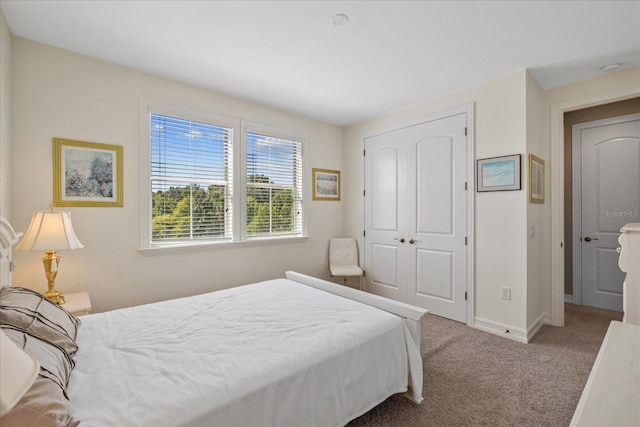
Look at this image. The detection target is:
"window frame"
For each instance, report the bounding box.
[139,99,308,256]
[149,112,234,244]
[241,122,305,241]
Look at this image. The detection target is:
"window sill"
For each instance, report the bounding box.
[138,235,310,257]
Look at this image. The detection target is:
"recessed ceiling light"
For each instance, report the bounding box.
[332,14,349,26]
[600,63,622,73]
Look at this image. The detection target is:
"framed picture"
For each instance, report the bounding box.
[312,168,341,201]
[529,154,545,204]
[477,154,521,192]
[53,138,123,207]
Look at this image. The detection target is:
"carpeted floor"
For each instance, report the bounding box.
[347,304,623,427]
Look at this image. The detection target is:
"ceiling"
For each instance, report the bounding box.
[1,1,639,127]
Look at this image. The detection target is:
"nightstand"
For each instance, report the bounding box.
[61,291,92,316]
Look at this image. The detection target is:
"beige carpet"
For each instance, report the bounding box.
[348,304,623,427]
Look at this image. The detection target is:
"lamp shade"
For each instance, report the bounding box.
[15,211,84,251]
[0,329,40,416]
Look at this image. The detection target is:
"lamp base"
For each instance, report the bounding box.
[42,252,65,305]
[44,288,65,305]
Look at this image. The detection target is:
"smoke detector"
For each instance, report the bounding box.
[332,14,349,26]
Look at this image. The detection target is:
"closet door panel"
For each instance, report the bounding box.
[371,147,399,231]
[416,249,453,300]
[417,136,453,235]
[370,243,401,292]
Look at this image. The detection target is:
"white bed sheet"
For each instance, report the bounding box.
[68,278,422,427]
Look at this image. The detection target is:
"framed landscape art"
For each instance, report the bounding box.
[477,154,521,192]
[312,168,340,201]
[53,138,123,207]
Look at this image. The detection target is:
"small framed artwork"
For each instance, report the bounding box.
[529,154,545,204]
[312,168,341,201]
[477,154,521,192]
[53,138,123,207]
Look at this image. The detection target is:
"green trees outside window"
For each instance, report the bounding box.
[149,111,302,245]
[152,175,295,241]
[152,184,227,240]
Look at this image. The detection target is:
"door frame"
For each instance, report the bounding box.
[571,113,640,305]
[550,85,639,327]
[361,103,475,326]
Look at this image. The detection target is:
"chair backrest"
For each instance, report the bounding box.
[329,238,359,267]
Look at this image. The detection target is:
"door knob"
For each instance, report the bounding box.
[409,239,418,244]
[583,237,599,242]
[394,238,405,243]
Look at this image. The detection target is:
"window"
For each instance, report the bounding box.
[141,103,305,252]
[150,114,233,244]
[246,132,303,238]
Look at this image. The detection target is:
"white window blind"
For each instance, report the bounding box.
[150,113,233,243]
[246,132,303,238]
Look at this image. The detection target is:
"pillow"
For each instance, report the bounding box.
[1,327,79,427]
[0,286,79,357]
[1,326,73,389]
[0,405,69,427]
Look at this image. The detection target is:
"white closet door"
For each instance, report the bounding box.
[364,134,408,302]
[364,113,468,323]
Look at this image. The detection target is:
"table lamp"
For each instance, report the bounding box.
[0,329,40,416]
[15,207,84,304]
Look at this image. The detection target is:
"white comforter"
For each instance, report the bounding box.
[68,278,422,426]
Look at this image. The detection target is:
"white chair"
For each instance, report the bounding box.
[329,238,363,288]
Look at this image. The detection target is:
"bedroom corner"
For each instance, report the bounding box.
[5,35,346,313]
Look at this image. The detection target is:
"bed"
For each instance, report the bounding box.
[0,217,427,426]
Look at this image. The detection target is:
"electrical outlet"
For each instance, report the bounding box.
[501,286,511,300]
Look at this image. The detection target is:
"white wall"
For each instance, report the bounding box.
[344,72,530,335]
[525,72,548,332]
[10,37,345,313]
[0,10,11,219]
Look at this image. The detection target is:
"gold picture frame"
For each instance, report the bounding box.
[529,154,544,204]
[53,138,123,207]
[312,168,341,201]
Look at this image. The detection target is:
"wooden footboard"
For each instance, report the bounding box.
[285,271,428,350]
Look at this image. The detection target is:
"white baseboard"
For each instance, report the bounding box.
[527,312,552,341]
[474,317,528,343]
[474,312,552,344]
[565,294,574,304]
